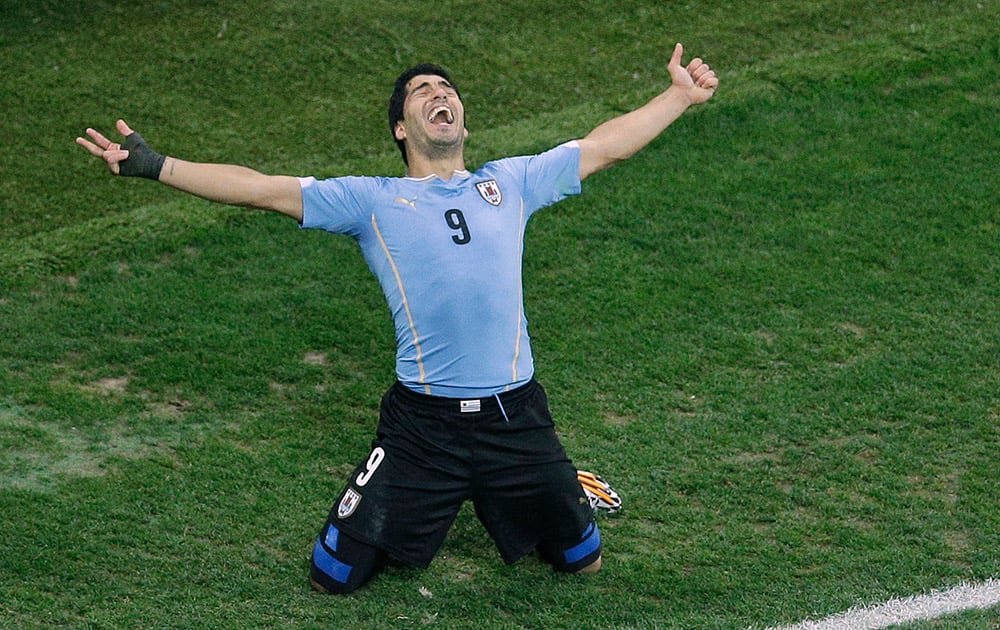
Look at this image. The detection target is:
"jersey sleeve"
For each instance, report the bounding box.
[517,140,582,215]
[298,175,373,237]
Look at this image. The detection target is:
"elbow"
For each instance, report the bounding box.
[577,137,638,180]
[579,150,630,181]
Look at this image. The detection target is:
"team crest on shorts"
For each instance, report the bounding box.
[476,179,502,206]
[338,488,362,519]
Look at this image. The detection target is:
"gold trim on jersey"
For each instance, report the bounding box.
[371,213,430,393]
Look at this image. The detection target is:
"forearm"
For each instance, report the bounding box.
[159,157,303,220]
[579,86,692,177]
[160,158,269,206]
[78,121,304,220]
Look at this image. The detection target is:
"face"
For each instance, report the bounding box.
[394,74,467,160]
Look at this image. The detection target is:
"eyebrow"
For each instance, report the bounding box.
[408,78,456,96]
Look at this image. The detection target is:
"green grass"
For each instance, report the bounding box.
[2,0,999,628]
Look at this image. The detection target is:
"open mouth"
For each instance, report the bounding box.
[427,105,455,125]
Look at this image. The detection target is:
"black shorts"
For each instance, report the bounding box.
[323,379,595,568]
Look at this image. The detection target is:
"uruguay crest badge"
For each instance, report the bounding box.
[337,488,362,519]
[476,179,502,206]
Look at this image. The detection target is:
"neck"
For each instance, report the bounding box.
[405,154,467,180]
[403,139,467,179]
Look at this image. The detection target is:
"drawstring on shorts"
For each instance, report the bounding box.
[493,393,511,423]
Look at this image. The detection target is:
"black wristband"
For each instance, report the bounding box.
[119,132,166,180]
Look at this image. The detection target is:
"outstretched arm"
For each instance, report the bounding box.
[577,43,718,180]
[76,120,304,222]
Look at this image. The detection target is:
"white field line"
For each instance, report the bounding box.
[763,579,1000,630]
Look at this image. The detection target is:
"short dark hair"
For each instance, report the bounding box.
[388,63,461,165]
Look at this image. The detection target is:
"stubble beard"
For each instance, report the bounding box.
[415,131,464,163]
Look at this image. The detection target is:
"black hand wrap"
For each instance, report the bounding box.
[119,132,166,180]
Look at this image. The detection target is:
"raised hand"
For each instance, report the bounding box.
[76,119,136,176]
[77,119,166,179]
[667,43,719,105]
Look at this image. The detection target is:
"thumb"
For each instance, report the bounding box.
[669,42,684,68]
[116,119,135,137]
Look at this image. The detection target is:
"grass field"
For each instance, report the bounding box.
[2,1,998,628]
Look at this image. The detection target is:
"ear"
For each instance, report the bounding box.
[394,122,407,141]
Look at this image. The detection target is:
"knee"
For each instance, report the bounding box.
[310,567,367,595]
[539,522,603,574]
[310,572,366,595]
[576,554,602,574]
[310,524,383,595]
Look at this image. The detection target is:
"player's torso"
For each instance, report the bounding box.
[357,169,533,393]
[361,170,525,278]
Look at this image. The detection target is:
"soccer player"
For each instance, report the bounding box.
[77,43,718,593]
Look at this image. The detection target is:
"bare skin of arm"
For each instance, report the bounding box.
[76,119,303,222]
[577,43,719,181]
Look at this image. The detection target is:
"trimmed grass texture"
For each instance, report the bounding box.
[2,1,998,627]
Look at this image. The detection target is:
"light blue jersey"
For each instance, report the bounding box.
[299,141,581,397]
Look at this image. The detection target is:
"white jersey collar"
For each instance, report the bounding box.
[404,169,471,182]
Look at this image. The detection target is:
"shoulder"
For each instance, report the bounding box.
[301,174,398,193]
[481,141,580,173]
[300,175,408,232]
